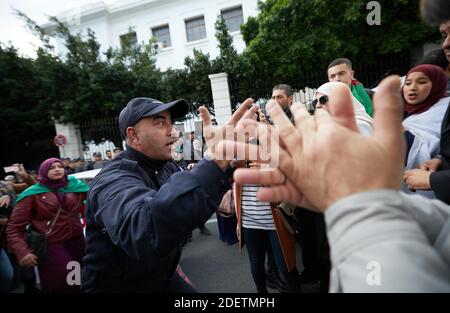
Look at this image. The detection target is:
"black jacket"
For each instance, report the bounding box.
[430,101,450,204]
[81,146,230,292]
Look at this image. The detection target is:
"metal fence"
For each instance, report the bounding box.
[229,51,412,113]
[79,51,412,150]
[79,117,122,147]
[79,117,123,160]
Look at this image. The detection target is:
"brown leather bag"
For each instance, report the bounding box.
[273,202,299,236]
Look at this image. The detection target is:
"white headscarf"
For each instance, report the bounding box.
[315,82,373,126]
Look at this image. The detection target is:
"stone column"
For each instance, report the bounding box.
[208,72,232,125]
[54,122,83,159]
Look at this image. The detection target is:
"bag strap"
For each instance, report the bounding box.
[46,193,65,236]
[46,205,63,236]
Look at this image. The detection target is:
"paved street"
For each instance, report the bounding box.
[179,217,255,293]
[179,216,315,293]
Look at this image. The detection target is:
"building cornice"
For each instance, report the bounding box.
[41,0,178,34]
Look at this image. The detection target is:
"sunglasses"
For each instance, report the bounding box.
[311,95,329,108]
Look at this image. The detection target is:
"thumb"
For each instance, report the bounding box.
[328,83,359,132]
[372,75,405,160]
[199,106,211,128]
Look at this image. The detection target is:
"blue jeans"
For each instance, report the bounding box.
[242,228,288,293]
[0,248,13,293]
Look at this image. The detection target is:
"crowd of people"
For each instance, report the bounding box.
[61,148,123,174]
[0,0,450,294]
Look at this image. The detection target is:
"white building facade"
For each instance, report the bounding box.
[42,0,259,71]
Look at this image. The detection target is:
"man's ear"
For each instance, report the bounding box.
[126,127,139,145]
[288,95,293,104]
[350,70,355,79]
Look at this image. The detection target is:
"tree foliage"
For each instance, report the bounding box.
[241,0,438,83]
[0,2,443,168]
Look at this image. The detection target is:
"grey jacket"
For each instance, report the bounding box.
[325,189,450,292]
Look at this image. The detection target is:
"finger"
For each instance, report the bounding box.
[217,141,269,162]
[290,102,315,138]
[266,100,302,154]
[233,152,293,186]
[257,180,304,205]
[372,76,405,158]
[199,106,212,128]
[235,118,259,129]
[313,107,335,129]
[241,104,259,120]
[234,168,286,185]
[235,119,260,141]
[228,98,254,126]
[231,125,292,168]
[403,174,409,182]
[327,83,358,132]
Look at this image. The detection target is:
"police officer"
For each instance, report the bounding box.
[81,97,255,292]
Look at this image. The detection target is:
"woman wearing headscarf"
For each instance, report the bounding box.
[6,158,89,292]
[314,82,374,136]
[402,64,449,169]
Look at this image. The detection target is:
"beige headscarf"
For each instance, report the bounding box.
[315,82,373,125]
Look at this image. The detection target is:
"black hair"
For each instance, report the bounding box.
[328,58,353,70]
[420,0,450,25]
[272,84,293,97]
[417,48,449,70]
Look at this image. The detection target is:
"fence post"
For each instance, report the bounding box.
[208,72,232,125]
[54,122,83,160]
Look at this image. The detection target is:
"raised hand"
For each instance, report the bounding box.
[233,76,405,212]
[199,98,258,169]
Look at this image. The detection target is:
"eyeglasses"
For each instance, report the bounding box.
[311,95,329,108]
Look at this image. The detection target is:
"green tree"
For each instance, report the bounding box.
[241,0,438,84]
[14,12,164,124]
[0,44,59,169]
